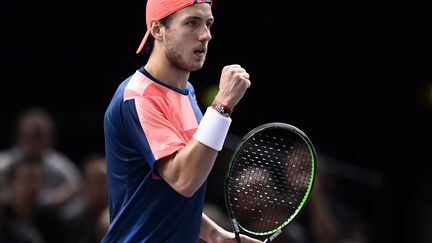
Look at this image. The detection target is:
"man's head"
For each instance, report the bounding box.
[13,107,57,157]
[81,153,108,214]
[136,0,212,54]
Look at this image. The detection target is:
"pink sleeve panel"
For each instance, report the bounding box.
[124,71,199,161]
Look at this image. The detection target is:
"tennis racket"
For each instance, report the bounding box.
[224,122,317,243]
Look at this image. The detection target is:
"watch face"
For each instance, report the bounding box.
[212,103,230,117]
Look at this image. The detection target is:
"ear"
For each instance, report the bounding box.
[149,18,164,41]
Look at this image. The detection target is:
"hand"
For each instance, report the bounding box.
[209,229,262,243]
[237,234,263,243]
[215,64,251,111]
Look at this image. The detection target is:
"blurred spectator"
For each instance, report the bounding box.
[205,145,372,243]
[282,155,371,243]
[96,206,110,242]
[63,153,108,243]
[203,202,232,231]
[0,107,82,218]
[0,155,65,243]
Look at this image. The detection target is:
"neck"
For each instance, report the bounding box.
[144,53,190,90]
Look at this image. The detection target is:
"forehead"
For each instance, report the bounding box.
[173,3,213,20]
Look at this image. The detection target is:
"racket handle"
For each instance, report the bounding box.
[231,218,241,243]
[235,232,241,243]
[263,229,282,243]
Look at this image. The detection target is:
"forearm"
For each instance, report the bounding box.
[156,64,251,197]
[157,139,218,197]
[200,213,263,243]
[200,213,224,242]
[157,103,233,197]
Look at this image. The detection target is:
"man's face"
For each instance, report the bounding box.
[162,4,214,72]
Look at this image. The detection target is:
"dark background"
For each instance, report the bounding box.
[1,1,431,242]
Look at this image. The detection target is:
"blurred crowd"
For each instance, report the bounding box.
[203,136,379,243]
[0,107,109,243]
[0,107,378,243]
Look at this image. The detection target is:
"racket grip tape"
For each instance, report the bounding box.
[232,218,241,243]
[263,229,282,243]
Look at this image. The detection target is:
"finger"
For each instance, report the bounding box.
[225,65,247,74]
[239,71,250,80]
[223,64,241,72]
[234,71,250,81]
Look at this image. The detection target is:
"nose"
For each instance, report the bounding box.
[199,26,212,42]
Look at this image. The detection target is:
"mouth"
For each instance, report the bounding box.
[193,47,207,57]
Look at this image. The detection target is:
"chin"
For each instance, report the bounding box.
[189,62,205,71]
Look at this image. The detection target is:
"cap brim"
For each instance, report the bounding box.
[136,30,150,54]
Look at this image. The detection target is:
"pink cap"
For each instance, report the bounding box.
[136,0,212,54]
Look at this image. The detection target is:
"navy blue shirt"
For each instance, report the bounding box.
[101,68,206,242]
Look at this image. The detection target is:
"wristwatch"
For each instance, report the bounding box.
[211,102,231,117]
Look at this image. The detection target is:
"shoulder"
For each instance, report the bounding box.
[124,70,165,100]
[0,149,14,170]
[44,150,81,174]
[0,147,22,172]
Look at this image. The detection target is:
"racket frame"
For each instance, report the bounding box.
[223,122,317,242]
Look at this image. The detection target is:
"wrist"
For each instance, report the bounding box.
[211,100,232,117]
[193,107,232,151]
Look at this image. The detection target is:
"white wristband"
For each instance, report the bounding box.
[193,107,232,151]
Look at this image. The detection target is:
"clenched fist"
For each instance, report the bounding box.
[214,64,251,112]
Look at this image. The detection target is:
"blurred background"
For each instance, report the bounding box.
[1,1,431,243]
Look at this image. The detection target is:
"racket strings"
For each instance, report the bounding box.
[227,130,313,234]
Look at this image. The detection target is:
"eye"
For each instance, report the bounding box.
[206,21,213,29]
[186,20,198,27]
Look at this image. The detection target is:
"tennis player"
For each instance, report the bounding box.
[101,0,261,242]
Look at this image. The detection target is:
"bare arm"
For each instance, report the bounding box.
[156,65,251,197]
[200,213,262,243]
[157,139,218,197]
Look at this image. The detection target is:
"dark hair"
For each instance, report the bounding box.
[12,106,56,144]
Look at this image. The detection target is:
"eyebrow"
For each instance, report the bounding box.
[183,15,214,22]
